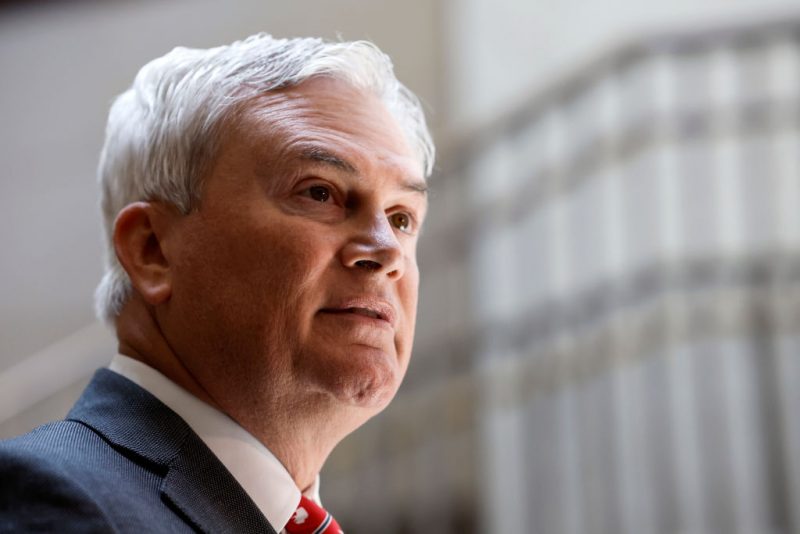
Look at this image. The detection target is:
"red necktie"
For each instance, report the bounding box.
[284,495,343,534]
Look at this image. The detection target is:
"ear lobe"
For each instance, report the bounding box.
[113,201,174,306]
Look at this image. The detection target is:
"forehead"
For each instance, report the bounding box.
[231,77,423,182]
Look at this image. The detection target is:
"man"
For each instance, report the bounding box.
[0,33,434,533]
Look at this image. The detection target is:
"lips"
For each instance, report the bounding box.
[319,298,396,327]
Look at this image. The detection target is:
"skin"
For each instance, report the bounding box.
[112,77,428,491]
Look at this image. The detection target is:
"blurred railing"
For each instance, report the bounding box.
[324,16,800,534]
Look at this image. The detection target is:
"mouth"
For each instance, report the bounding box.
[344,307,385,320]
[319,299,396,327]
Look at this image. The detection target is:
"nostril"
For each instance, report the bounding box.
[355,260,381,271]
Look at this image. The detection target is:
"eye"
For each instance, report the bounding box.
[389,212,413,233]
[308,185,331,202]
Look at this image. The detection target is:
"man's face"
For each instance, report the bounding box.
[160,77,427,422]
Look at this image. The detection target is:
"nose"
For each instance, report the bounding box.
[340,213,404,279]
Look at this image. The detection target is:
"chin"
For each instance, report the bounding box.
[337,375,399,410]
[319,348,404,410]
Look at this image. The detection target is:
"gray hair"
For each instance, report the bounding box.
[95,33,435,322]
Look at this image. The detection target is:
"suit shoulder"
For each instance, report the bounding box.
[0,420,189,533]
[0,419,119,472]
[2,419,95,449]
[0,421,116,532]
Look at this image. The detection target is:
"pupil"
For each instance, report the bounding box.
[310,186,329,202]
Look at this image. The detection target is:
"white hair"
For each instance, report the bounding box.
[95,33,435,322]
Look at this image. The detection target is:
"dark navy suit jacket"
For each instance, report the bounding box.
[0,369,278,533]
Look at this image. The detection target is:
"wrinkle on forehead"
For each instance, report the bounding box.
[236,77,424,182]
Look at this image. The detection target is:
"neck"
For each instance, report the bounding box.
[234,389,366,491]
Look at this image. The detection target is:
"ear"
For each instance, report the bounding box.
[113,201,176,306]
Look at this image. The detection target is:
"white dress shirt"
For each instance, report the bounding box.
[109,354,318,533]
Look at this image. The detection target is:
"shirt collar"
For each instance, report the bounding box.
[109,354,317,531]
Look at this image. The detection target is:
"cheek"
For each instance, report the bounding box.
[172,220,314,320]
[402,260,420,313]
[396,260,420,355]
[223,221,338,327]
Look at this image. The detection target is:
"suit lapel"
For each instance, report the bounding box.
[68,369,277,534]
[161,432,277,533]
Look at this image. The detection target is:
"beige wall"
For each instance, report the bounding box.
[442,0,800,132]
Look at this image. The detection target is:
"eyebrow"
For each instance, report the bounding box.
[299,146,428,195]
[403,180,429,195]
[300,146,357,174]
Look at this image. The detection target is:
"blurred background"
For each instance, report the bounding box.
[2,0,800,532]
